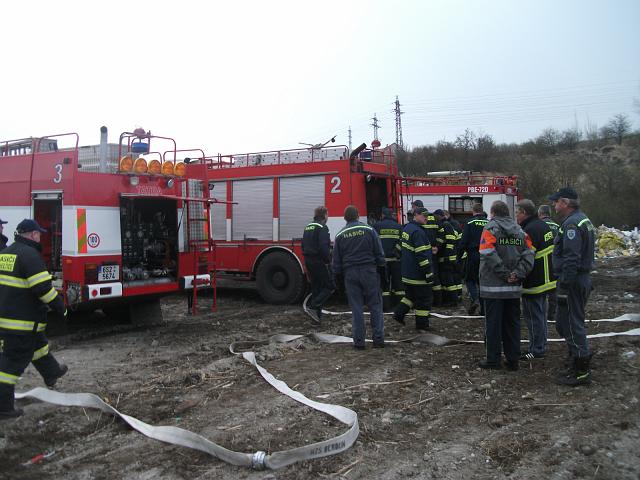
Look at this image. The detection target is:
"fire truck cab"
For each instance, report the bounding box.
[186,142,400,304]
[0,128,216,324]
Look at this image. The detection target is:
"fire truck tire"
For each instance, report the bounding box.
[256,251,306,305]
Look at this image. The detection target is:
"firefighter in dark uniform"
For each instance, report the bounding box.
[0,218,8,250]
[538,204,560,322]
[0,219,68,419]
[457,203,488,315]
[443,209,463,233]
[333,205,386,349]
[433,209,461,306]
[549,187,596,386]
[516,199,556,359]
[394,207,434,331]
[411,200,443,306]
[302,206,333,325]
[373,207,403,312]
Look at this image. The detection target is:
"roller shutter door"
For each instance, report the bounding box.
[209,181,227,240]
[232,179,273,240]
[279,176,325,240]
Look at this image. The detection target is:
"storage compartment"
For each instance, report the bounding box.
[33,196,63,275]
[119,197,178,285]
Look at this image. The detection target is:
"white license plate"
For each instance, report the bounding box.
[98,265,119,282]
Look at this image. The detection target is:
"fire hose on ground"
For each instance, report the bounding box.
[15,311,640,470]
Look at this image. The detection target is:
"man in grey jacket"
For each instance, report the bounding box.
[478,201,534,371]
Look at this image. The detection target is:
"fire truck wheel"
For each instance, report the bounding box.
[255,251,305,305]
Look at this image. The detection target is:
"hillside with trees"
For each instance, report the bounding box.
[397,114,640,228]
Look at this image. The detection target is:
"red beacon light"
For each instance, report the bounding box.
[371,139,381,149]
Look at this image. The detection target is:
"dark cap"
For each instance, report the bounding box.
[411,199,424,208]
[381,207,394,218]
[0,218,7,225]
[433,209,445,217]
[548,187,578,201]
[413,207,428,216]
[16,219,47,234]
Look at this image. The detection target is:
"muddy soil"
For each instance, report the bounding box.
[1,257,639,480]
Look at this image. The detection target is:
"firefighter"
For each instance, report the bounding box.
[0,218,8,250]
[333,205,386,349]
[478,201,534,371]
[302,206,333,325]
[443,209,463,233]
[457,203,487,315]
[538,205,560,237]
[411,200,442,306]
[433,209,462,307]
[393,207,434,331]
[538,204,560,322]
[549,187,596,386]
[373,207,403,312]
[0,219,68,419]
[516,199,556,360]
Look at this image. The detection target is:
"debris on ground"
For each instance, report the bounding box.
[597,226,640,257]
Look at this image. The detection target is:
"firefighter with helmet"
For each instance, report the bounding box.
[0,219,68,419]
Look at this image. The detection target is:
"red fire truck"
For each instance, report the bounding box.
[0,127,217,324]
[399,172,519,222]
[186,142,400,304]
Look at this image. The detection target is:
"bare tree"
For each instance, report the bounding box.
[535,128,561,154]
[601,114,631,145]
[559,127,583,151]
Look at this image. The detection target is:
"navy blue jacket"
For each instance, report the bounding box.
[437,219,459,263]
[400,221,434,285]
[457,214,488,281]
[0,236,66,334]
[552,209,595,287]
[333,221,385,274]
[458,215,488,257]
[520,215,556,296]
[302,221,331,264]
[540,216,560,239]
[373,216,402,259]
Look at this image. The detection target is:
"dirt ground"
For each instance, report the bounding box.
[1,256,639,480]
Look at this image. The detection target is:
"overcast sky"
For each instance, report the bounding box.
[1,0,638,156]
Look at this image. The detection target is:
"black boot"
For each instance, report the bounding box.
[556,357,591,386]
[433,290,443,307]
[382,296,392,313]
[45,364,69,388]
[0,384,24,420]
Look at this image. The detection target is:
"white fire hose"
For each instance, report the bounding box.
[15,312,640,470]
